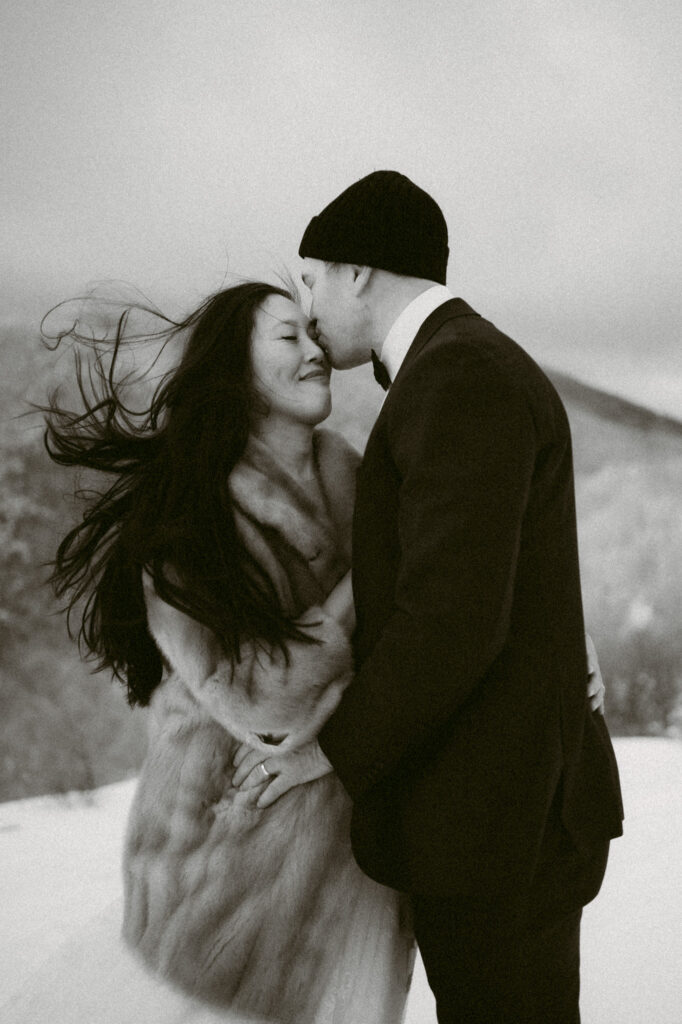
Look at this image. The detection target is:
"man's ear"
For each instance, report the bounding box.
[349,265,373,294]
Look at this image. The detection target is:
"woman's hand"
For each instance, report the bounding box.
[585,632,606,714]
[232,740,334,809]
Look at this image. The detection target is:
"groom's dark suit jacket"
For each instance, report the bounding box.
[319,299,623,908]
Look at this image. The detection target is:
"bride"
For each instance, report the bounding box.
[4,279,603,1024]
[16,280,414,1024]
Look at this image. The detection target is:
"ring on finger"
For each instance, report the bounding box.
[259,761,272,780]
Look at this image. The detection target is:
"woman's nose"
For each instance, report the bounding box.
[302,331,327,363]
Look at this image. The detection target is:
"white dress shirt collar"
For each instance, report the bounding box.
[380,284,454,383]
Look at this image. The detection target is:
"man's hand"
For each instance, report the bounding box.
[585,632,606,714]
[232,740,334,809]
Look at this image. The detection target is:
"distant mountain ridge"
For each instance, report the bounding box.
[326,356,682,469]
[547,369,682,438]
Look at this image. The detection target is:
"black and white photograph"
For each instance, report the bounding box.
[1,2,680,1022]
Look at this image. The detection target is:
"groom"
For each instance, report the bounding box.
[295,172,623,1023]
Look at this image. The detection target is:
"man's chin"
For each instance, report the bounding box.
[329,351,371,371]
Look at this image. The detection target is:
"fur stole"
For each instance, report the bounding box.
[144,427,361,754]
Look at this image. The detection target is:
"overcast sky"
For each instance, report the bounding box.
[2,0,680,415]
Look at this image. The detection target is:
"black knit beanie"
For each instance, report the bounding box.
[298,170,449,284]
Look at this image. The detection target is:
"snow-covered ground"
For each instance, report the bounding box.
[0,738,680,1023]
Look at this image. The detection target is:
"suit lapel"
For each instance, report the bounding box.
[392,298,480,389]
[362,299,480,455]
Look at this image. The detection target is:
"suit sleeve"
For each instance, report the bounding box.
[318,345,537,799]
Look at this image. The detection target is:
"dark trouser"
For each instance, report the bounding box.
[412,896,582,1024]
[411,814,609,1024]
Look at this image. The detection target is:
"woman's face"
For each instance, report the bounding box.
[250,294,331,426]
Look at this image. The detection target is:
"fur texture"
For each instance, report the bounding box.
[122,428,414,1023]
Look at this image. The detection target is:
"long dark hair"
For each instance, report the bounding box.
[43,281,314,707]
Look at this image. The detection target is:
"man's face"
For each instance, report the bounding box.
[300,258,369,370]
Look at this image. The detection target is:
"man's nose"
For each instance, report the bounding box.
[307,318,320,342]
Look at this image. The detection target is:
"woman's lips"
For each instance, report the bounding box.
[299,369,329,381]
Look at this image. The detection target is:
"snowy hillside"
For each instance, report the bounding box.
[0,738,681,1023]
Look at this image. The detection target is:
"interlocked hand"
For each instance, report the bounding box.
[232,740,334,809]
